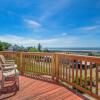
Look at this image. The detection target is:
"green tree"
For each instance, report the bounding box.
[0,41,11,51]
[37,43,42,52]
[29,47,38,52]
[88,52,94,56]
[2,42,11,50]
[0,42,3,51]
[18,46,25,51]
[43,48,49,52]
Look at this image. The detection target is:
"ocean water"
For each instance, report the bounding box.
[47,47,100,52]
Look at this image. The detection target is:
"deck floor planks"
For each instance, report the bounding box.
[0,75,86,100]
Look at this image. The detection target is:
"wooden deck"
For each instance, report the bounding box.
[0,74,87,100]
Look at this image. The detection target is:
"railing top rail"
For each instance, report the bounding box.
[0,51,54,56]
[0,51,100,63]
[55,53,100,63]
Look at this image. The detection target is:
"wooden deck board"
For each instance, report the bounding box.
[0,75,87,100]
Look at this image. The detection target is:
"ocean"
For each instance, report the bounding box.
[47,47,100,52]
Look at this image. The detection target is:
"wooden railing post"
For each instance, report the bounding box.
[55,54,59,81]
[20,52,23,75]
[51,54,56,80]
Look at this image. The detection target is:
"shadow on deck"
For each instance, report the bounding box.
[0,74,88,100]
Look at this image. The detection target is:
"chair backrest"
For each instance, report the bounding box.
[0,55,6,64]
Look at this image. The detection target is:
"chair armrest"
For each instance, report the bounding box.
[5,60,15,62]
[1,63,15,66]
[3,66,17,70]
[5,62,15,65]
[5,60,15,63]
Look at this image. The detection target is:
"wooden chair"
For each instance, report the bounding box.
[0,55,19,90]
[0,55,15,65]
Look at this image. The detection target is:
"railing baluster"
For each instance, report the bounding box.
[44,55,46,74]
[32,54,34,72]
[34,55,36,73]
[90,62,92,92]
[66,59,68,81]
[96,63,98,95]
[69,60,71,82]
[51,54,55,79]
[72,60,74,83]
[80,61,82,86]
[20,52,23,74]
[40,55,41,73]
[49,55,50,75]
[46,55,48,74]
[84,61,87,89]
[76,60,78,84]
[39,55,41,73]
[55,54,59,81]
[23,53,25,72]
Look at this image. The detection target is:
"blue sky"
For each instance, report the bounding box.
[0,0,100,47]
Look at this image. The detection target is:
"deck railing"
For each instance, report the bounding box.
[0,51,100,99]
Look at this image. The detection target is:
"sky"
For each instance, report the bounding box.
[0,0,100,48]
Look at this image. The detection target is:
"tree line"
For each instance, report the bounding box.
[0,41,49,52]
[0,41,11,51]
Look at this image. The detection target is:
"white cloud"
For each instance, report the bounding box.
[0,35,77,47]
[78,25,100,31]
[40,0,72,21]
[0,35,24,45]
[24,19,42,29]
